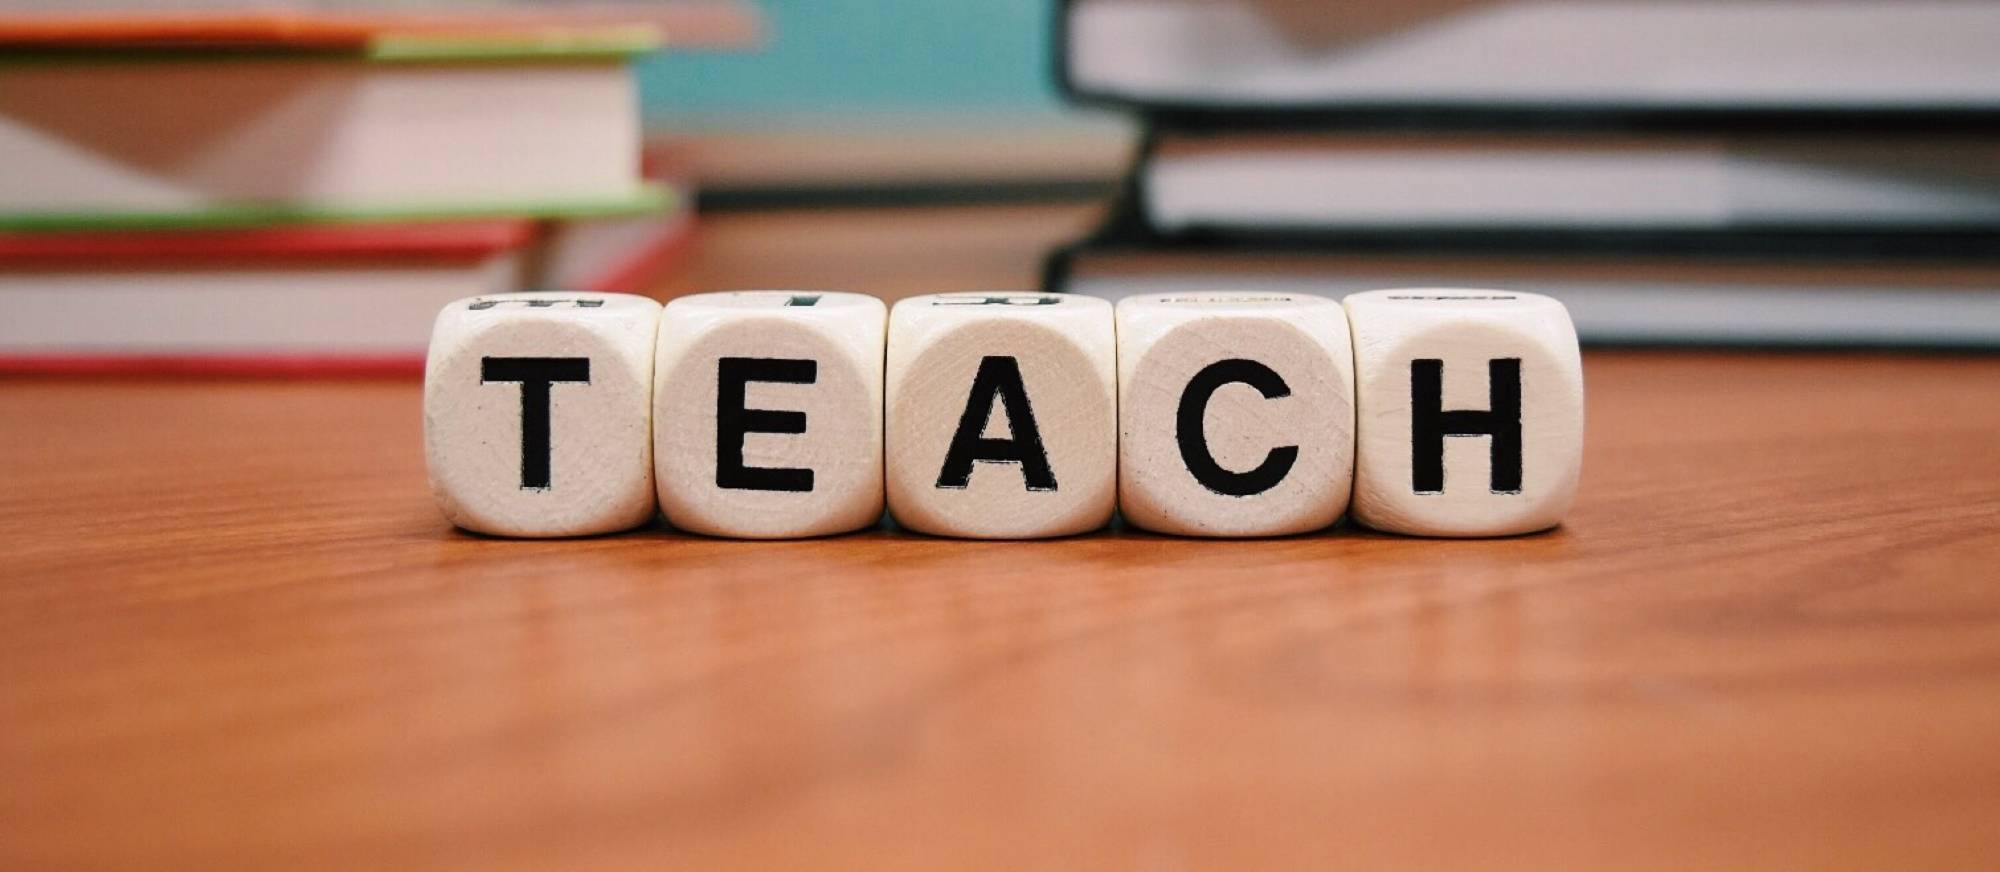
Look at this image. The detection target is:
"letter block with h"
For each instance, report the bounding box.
[1344,289,1584,537]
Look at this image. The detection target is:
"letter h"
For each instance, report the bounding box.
[1410,358,1522,495]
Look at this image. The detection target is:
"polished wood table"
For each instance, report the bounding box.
[5,205,2000,870]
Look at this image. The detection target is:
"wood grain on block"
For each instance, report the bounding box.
[1116,292,1355,537]
[653,291,886,539]
[1344,289,1584,537]
[423,291,659,537]
[885,293,1116,539]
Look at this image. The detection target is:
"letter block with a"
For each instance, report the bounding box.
[1116,292,1355,537]
[1343,289,1584,537]
[653,291,887,538]
[885,293,1117,539]
[424,292,661,537]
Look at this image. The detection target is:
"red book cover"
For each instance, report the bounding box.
[0,220,534,265]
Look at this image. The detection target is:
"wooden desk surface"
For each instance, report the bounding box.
[5,205,2000,870]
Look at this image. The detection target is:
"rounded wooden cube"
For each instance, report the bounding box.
[1117,292,1355,537]
[653,291,886,539]
[885,293,1117,539]
[1344,288,1584,537]
[424,291,660,537]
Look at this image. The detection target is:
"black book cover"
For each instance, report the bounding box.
[1046,175,2000,294]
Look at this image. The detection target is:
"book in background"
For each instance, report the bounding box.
[1139,132,2000,235]
[0,203,696,376]
[1049,0,2000,347]
[0,1,759,374]
[1061,0,2000,123]
[1055,244,2000,349]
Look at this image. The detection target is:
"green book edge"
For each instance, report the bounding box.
[0,27,658,66]
[368,27,661,63]
[0,185,675,233]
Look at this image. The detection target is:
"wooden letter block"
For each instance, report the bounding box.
[653,291,886,538]
[885,293,1116,539]
[424,291,660,537]
[1116,292,1355,537]
[1344,289,1584,537]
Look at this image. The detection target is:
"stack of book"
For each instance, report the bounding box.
[0,1,759,374]
[1045,0,2000,347]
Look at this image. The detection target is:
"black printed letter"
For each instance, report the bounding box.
[716,357,816,492]
[1410,358,1522,494]
[481,356,590,489]
[1176,359,1298,497]
[935,355,1056,491]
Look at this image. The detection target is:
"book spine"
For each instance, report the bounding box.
[1049,0,1088,109]
[1057,223,2000,262]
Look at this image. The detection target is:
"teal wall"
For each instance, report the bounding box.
[638,0,1063,122]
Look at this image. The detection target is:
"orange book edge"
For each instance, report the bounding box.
[0,3,762,51]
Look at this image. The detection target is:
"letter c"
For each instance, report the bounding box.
[1175,359,1298,497]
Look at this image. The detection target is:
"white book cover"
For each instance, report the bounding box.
[1067,0,2000,111]
[0,57,646,225]
[1143,135,2000,230]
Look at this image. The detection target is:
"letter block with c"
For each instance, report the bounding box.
[1115,292,1356,537]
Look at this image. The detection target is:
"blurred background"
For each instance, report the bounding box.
[2,0,1997,375]
[641,0,1130,205]
[643,0,1067,120]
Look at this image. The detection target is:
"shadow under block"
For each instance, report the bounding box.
[424,291,660,538]
[1116,292,1356,537]
[652,291,887,539]
[1344,289,1584,537]
[885,293,1117,539]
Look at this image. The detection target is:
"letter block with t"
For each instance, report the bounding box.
[1343,289,1584,537]
[652,291,887,538]
[1116,292,1355,537]
[885,293,1116,539]
[424,292,661,537]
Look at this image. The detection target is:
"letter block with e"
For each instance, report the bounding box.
[885,293,1117,539]
[1343,289,1584,537]
[423,292,661,537]
[1115,293,1356,537]
[652,291,887,538]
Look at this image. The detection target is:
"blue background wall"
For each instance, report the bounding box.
[637,0,1064,122]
